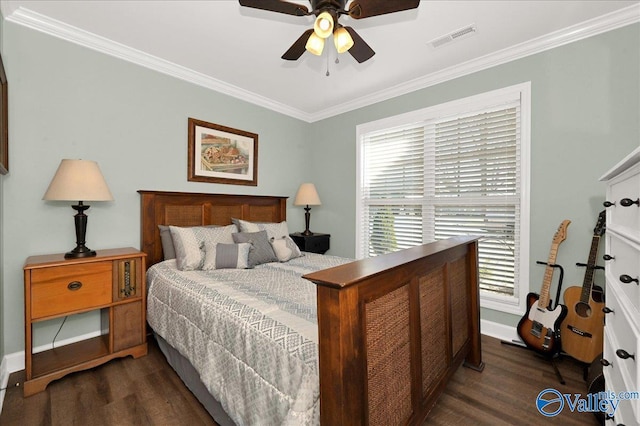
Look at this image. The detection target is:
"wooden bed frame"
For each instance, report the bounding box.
[139,190,483,425]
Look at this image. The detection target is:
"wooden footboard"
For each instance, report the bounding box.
[303,236,484,425]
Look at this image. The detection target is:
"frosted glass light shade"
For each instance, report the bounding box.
[313,11,334,39]
[294,183,321,206]
[43,159,113,201]
[305,32,325,56]
[334,27,354,53]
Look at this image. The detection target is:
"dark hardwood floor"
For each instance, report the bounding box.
[1,335,600,425]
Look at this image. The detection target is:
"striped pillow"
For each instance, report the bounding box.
[203,242,251,270]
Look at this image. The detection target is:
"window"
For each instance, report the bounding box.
[356,83,530,314]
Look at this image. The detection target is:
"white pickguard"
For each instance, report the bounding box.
[527,300,562,328]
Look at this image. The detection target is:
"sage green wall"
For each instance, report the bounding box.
[1,22,311,354]
[308,23,640,327]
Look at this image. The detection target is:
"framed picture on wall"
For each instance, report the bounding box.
[188,118,258,186]
[0,54,8,175]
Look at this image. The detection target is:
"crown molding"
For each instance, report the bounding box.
[4,4,639,123]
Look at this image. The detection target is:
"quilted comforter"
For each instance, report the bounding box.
[146,253,351,425]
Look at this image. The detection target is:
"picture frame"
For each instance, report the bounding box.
[0,54,7,175]
[188,118,258,186]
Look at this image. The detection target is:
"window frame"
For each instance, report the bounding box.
[356,82,531,315]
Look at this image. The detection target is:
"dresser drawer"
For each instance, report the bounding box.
[604,287,639,392]
[30,261,112,319]
[605,234,640,313]
[603,368,638,425]
[604,330,640,423]
[606,164,640,239]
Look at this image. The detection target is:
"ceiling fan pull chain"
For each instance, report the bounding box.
[326,47,330,76]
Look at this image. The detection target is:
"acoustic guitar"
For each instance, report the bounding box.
[517,220,570,357]
[560,211,606,363]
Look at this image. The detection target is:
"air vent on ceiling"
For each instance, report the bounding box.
[429,24,477,49]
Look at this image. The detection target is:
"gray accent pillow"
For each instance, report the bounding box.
[203,242,251,270]
[232,230,278,268]
[269,235,303,262]
[158,225,176,260]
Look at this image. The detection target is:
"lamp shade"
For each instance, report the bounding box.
[43,159,113,201]
[294,183,321,206]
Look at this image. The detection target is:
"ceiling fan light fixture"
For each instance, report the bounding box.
[305,32,325,55]
[333,27,354,53]
[313,11,334,39]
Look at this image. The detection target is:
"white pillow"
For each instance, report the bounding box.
[235,219,290,240]
[169,224,238,270]
[269,235,303,262]
[203,242,251,270]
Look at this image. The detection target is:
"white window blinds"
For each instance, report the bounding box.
[358,84,529,308]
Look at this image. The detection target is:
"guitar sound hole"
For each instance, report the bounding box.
[575,301,592,318]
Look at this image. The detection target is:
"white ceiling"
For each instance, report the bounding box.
[2,1,639,122]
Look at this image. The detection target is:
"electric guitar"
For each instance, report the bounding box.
[560,211,606,363]
[517,220,570,356]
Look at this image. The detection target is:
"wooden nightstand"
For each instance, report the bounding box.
[23,247,148,396]
[290,232,330,254]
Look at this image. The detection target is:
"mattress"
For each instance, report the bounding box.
[146,253,351,425]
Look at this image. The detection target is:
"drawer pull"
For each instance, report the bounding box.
[620,197,639,207]
[619,274,639,285]
[67,281,83,291]
[602,306,614,314]
[616,349,635,361]
[603,200,616,207]
[603,254,615,261]
[601,358,613,367]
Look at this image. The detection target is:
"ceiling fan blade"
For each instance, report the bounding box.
[282,29,314,60]
[344,27,375,63]
[239,0,310,16]
[348,0,420,19]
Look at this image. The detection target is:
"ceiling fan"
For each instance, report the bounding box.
[238,0,420,63]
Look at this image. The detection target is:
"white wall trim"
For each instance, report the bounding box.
[481,318,520,344]
[3,4,639,123]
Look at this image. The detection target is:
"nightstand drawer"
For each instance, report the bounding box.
[30,261,112,319]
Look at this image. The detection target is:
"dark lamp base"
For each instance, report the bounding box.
[65,246,97,259]
[301,230,314,236]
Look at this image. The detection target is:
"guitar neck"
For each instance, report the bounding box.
[538,244,560,308]
[580,235,601,302]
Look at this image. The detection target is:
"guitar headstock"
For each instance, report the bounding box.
[594,210,606,236]
[553,220,571,244]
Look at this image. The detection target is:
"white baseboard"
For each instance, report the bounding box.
[480,318,521,344]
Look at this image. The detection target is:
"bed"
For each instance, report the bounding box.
[139,190,484,425]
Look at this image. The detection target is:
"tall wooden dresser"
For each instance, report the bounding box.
[600,146,640,426]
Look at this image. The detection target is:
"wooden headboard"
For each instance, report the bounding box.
[138,190,287,267]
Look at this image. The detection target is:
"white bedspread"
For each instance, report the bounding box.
[146,253,351,426]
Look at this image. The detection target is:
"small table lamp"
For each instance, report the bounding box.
[43,159,114,258]
[294,183,321,236]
